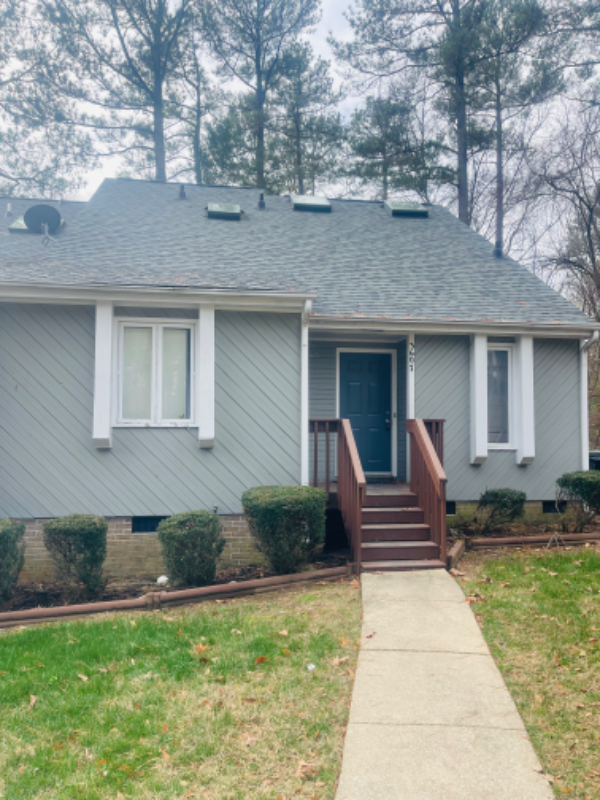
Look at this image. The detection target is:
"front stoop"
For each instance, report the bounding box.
[360,486,444,572]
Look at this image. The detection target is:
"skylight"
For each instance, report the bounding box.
[207,202,242,220]
[384,200,429,218]
[290,194,331,213]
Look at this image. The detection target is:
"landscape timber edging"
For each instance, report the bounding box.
[446,538,466,569]
[467,532,600,550]
[0,566,351,630]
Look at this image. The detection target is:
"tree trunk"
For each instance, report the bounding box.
[193,113,203,185]
[153,73,167,182]
[255,84,266,189]
[295,111,304,194]
[382,143,388,200]
[453,0,469,225]
[494,86,503,257]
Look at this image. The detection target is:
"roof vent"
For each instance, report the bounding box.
[9,204,62,234]
[207,202,242,220]
[384,200,428,218]
[291,194,331,213]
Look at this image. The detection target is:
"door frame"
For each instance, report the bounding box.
[335,347,398,478]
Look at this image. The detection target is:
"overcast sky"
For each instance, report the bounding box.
[81,0,354,199]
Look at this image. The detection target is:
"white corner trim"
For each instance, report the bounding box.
[581,340,589,470]
[406,333,415,483]
[515,335,535,465]
[407,334,415,418]
[197,305,215,448]
[93,301,114,448]
[470,334,488,464]
[301,300,311,485]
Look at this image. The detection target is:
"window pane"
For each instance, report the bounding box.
[162,328,190,420]
[123,327,153,419]
[488,349,509,444]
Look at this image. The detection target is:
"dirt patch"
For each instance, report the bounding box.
[3,551,349,613]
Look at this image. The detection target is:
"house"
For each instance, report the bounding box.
[0,179,596,578]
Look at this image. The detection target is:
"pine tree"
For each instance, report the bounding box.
[467,0,557,256]
[42,0,195,182]
[270,44,343,194]
[200,0,320,190]
[347,85,449,201]
[0,0,93,195]
[331,0,487,223]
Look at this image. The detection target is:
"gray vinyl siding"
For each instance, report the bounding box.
[414,335,582,501]
[309,340,407,481]
[0,304,301,517]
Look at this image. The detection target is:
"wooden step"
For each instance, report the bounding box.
[361,523,431,542]
[361,540,440,561]
[361,559,446,572]
[362,507,424,524]
[363,492,418,508]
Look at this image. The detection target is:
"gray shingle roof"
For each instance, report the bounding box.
[0,179,592,327]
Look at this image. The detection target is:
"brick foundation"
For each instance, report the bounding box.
[18,516,263,584]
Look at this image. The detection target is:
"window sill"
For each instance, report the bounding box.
[487,444,515,451]
[113,422,198,429]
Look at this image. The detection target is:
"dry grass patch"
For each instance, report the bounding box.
[0,580,361,799]
[459,544,600,799]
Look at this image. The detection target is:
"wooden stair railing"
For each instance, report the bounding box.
[309,418,366,572]
[423,419,445,465]
[407,419,447,561]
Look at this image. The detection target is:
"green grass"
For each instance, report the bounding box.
[0,580,361,800]
[461,545,600,799]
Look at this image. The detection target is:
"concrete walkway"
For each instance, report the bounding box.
[335,570,554,800]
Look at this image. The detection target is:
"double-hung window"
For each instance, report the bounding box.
[116,321,194,426]
[487,346,512,446]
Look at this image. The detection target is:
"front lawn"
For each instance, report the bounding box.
[460,545,600,799]
[0,580,360,800]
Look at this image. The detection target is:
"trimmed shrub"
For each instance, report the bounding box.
[556,471,600,532]
[472,488,526,536]
[43,515,107,595]
[0,520,26,602]
[157,511,225,587]
[242,486,327,573]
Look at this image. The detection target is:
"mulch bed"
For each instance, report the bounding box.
[2,550,349,613]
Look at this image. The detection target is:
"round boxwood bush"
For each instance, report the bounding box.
[0,519,26,602]
[242,486,327,574]
[157,511,225,587]
[43,514,107,595]
[556,471,600,530]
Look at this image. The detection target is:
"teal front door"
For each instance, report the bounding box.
[339,352,392,473]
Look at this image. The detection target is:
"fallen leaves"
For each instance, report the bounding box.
[331,656,349,668]
[278,630,288,637]
[293,760,317,779]
[29,695,37,710]
[77,674,89,682]
[254,656,268,665]
[195,643,210,654]
[364,631,376,639]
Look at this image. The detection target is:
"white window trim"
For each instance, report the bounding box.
[113,317,196,429]
[470,334,536,465]
[487,343,514,451]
